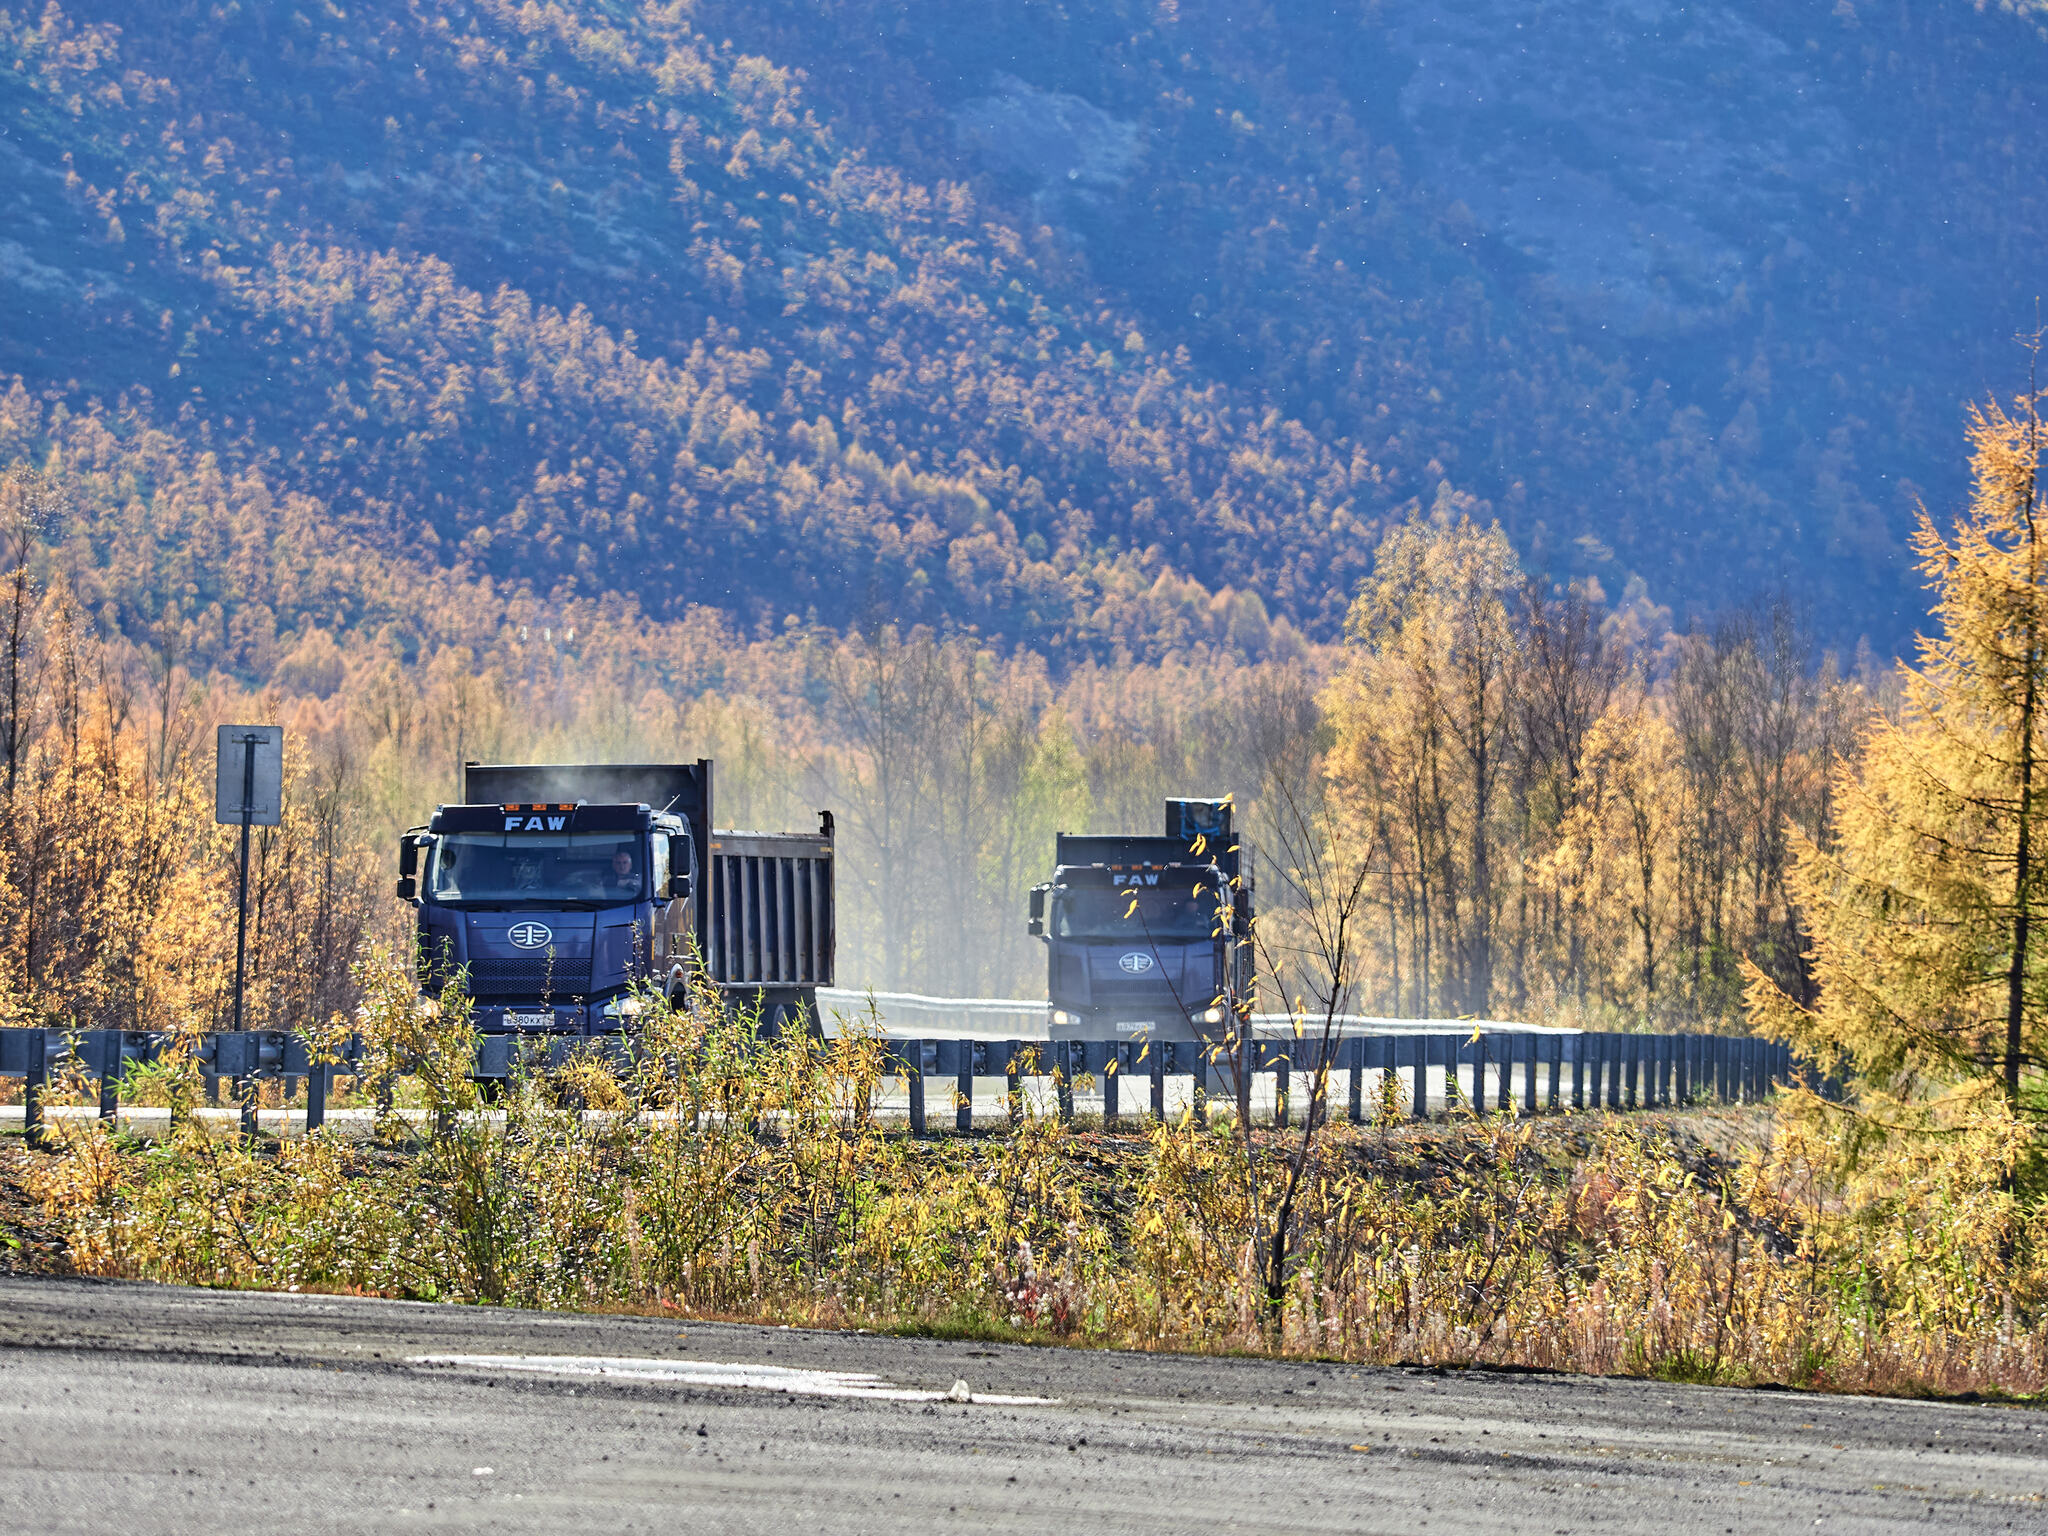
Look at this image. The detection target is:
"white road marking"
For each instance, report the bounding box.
[409,1354,1058,1405]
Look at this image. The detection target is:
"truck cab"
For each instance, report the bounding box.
[1030,798,1254,1043]
[400,799,691,1033]
[397,761,834,1035]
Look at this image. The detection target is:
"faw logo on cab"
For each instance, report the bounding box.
[1118,952,1155,975]
[508,922,554,949]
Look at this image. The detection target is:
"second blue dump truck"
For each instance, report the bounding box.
[1029,798,1254,1043]
[396,761,834,1035]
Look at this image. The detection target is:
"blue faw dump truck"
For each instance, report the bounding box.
[396,761,834,1034]
[1029,798,1254,1043]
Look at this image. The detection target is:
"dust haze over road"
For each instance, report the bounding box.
[0,1278,2042,1533]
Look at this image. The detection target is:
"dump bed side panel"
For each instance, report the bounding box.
[702,829,835,989]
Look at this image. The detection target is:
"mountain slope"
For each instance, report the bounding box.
[5,0,2048,659]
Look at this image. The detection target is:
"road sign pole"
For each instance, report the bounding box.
[234,736,256,1138]
[212,724,281,1140]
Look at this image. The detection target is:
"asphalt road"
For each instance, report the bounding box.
[0,1278,2042,1533]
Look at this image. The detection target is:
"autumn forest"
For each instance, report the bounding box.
[0,0,2046,1068]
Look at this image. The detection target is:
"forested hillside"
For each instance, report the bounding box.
[5,0,2048,665]
[5,0,2048,1013]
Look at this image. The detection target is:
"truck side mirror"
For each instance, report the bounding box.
[1027,884,1047,937]
[396,834,423,901]
[668,871,692,901]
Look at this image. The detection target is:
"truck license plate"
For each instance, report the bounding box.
[1114,1020,1154,1034]
[503,1011,553,1030]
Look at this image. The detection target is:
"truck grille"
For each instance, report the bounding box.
[463,957,594,999]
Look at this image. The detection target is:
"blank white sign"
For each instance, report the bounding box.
[215,724,284,826]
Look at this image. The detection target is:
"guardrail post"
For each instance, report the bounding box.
[1469,1036,1485,1118]
[307,1054,328,1134]
[23,1028,46,1150]
[1190,1045,1207,1127]
[1055,1042,1074,1124]
[98,1031,120,1122]
[1411,1035,1429,1119]
[1005,1045,1023,1130]
[1149,1041,1165,1122]
[906,1042,926,1136]
[239,1065,258,1141]
[1545,1034,1562,1110]
[1348,1040,1364,1125]
[1520,1035,1536,1114]
[957,1043,975,1135]
[1104,1043,1121,1125]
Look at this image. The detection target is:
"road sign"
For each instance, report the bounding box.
[216,724,283,1140]
[215,725,284,827]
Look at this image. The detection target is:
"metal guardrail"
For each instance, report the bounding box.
[815,989,1579,1038]
[883,1032,1795,1134]
[0,1025,1802,1143]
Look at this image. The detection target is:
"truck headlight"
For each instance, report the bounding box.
[1050,1009,1076,1027]
[603,995,648,1018]
[1201,1006,1225,1025]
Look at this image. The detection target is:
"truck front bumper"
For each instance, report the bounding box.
[1046,1005,1234,1043]
[468,997,646,1034]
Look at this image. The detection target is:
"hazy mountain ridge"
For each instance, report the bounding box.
[4,0,2047,667]
[709,0,2048,644]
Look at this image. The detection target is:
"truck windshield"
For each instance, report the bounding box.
[1054,885,1222,941]
[429,832,643,902]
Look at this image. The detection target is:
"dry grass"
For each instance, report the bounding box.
[9,959,2046,1403]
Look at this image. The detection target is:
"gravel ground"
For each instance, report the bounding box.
[0,1277,2043,1534]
